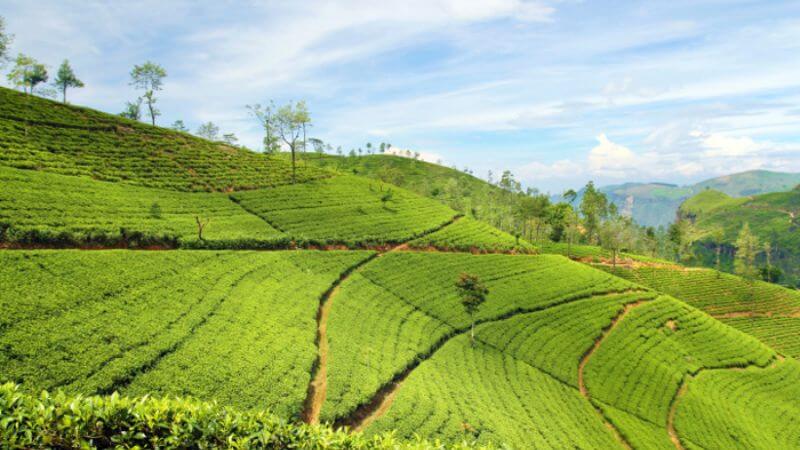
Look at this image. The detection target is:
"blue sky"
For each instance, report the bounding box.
[3,0,800,192]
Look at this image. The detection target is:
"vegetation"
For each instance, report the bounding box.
[231,176,457,246]
[0,383,475,449]
[678,187,800,286]
[598,264,800,358]
[0,87,330,191]
[407,217,536,253]
[53,59,83,103]
[129,61,166,126]
[455,273,489,346]
[0,250,371,418]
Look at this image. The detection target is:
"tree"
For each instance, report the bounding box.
[564,208,581,258]
[247,102,279,153]
[563,189,578,205]
[0,16,13,66]
[7,54,48,94]
[455,273,489,346]
[667,220,694,263]
[735,223,760,300]
[222,133,238,145]
[120,98,143,121]
[53,59,83,103]
[710,227,726,275]
[171,120,189,132]
[599,216,633,268]
[130,61,166,125]
[309,137,325,153]
[196,122,219,141]
[579,181,608,244]
[273,101,310,183]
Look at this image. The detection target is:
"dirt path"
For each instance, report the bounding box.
[301,254,379,424]
[301,215,462,424]
[577,301,647,450]
[336,289,647,432]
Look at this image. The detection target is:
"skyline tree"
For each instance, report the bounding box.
[53,59,84,103]
[7,54,48,94]
[130,61,166,125]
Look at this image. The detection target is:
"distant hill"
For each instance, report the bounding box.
[679,187,800,286]
[558,171,800,228]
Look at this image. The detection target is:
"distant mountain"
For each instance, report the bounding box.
[557,171,800,228]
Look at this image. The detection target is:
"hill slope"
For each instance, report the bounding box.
[558,171,800,228]
[679,187,800,286]
[2,89,800,448]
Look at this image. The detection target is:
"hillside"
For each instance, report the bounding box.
[679,188,800,286]
[2,88,800,448]
[558,171,800,228]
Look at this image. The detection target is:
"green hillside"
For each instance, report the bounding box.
[2,87,800,449]
[0,86,329,191]
[560,171,800,228]
[599,265,800,358]
[679,187,800,286]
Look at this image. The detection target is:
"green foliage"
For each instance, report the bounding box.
[584,297,774,447]
[323,253,634,422]
[599,265,800,358]
[0,87,330,191]
[6,53,48,94]
[408,217,536,253]
[0,15,13,64]
[734,223,760,281]
[0,166,283,247]
[53,59,84,103]
[130,61,166,125]
[0,383,474,449]
[0,250,370,417]
[674,359,800,449]
[367,335,621,448]
[196,121,220,141]
[231,176,456,246]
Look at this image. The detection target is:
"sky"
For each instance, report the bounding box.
[3,0,800,193]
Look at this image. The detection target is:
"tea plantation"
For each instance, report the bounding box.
[2,87,800,448]
[601,265,800,358]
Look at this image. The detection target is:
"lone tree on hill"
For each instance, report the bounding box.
[273,101,311,184]
[119,98,143,121]
[53,59,83,103]
[456,273,489,347]
[130,61,166,125]
[7,54,48,94]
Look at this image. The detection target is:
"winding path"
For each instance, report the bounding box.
[577,300,648,450]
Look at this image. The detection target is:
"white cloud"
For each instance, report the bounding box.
[693,131,763,157]
[588,134,640,178]
[518,159,584,180]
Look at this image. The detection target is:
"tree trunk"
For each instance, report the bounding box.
[470,318,475,347]
[62,86,66,103]
[149,102,155,126]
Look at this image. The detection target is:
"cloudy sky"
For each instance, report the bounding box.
[3,0,800,192]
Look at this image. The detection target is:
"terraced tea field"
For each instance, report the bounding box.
[601,265,800,358]
[407,216,536,253]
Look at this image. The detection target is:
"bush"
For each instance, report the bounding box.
[0,383,480,449]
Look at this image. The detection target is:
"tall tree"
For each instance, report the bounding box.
[710,227,725,275]
[53,59,84,103]
[7,54,48,94]
[0,15,13,65]
[196,122,220,141]
[130,61,166,125]
[455,273,489,347]
[246,102,279,153]
[273,101,310,183]
[599,216,633,268]
[579,181,608,244]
